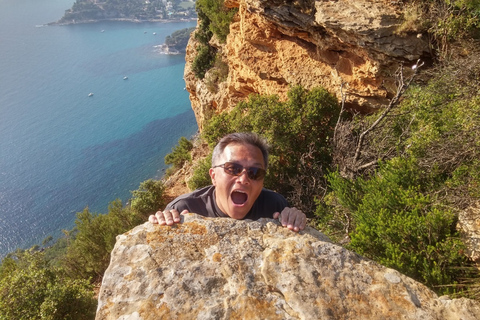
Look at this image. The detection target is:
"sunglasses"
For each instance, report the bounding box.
[213,162,266,181]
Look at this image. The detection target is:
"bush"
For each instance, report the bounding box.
[326,157,473,292]
[192,44,216,79]
[187,153,213,190]
[196,0,237,43]
[205,54,229,92]
[130,179,166,217]
[61,200,146,280]
[0,250,96,320]
[165,136,194,170]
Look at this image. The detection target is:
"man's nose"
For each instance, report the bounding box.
[236,169,250,183]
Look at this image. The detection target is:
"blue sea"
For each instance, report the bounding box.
[0,0,198,257]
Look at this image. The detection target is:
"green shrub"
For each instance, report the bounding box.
[188,153,213,190]
[0,251,96,320]
[165,136,194,169]
[130,179,166,217]
[196,0,237,43]
[192,0,236,79]
[205,54,229,92]
[192,44,216,79]
[61,200,144,280]
[194,6,213,45]
[325,157,475,294]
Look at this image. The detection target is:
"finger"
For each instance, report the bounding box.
[286,209,297,230]
[293,211,307,232]
[273,212,280,219]
[148,214,158,224]
[162,210,176,226]
[155,210,167,226]
[299,214,306,230]
[279,208,290,227]
[170,209,181,223]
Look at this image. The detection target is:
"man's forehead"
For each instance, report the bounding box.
[222,142,264,165]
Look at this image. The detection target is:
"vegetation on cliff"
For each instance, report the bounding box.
[0,179,166,319]
[192,0,236,79]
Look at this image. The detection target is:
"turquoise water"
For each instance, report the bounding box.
[0,0,198,257]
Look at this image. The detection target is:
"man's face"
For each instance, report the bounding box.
[209,142,265,219]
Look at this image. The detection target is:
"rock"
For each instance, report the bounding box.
[96,213,480,319]
[458,201,480,267]
[185,0,431,130]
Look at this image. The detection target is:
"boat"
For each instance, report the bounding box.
[88,93,94,97]
[123,76,128,80]
[153,32,156,35]
[101,30,105,33]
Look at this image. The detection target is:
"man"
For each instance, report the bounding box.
[149,132,306,232]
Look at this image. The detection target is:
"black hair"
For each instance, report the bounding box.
[211,132,269,169]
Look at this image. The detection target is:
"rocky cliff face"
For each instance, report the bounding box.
[96,214,480,319]
[184,0,431,130]
[458,201,480,267]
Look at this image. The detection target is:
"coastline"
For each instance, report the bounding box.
[48,17,198,26]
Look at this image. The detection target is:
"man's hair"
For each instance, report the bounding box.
[211,132,269,169]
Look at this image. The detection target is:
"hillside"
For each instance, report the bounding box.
[2,1,480,319]
[56,0,197,24]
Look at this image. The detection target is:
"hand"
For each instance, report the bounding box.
[273,207,306,232]
[148,208,188,226]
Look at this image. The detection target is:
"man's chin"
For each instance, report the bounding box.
[227,206,250,220]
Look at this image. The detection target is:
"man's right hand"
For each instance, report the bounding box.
[148,209,188,226]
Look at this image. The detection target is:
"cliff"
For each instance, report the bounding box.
[184,0,431,130]
[96,214,480,319]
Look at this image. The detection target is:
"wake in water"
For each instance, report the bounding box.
[153,43,183,55]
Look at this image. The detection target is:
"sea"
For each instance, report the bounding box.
[0,0,198,258]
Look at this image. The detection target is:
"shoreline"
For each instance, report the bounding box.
[48,17,198,26]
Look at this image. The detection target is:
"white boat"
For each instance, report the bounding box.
[88,93,94,97]
[153,32,156,35]
[123,76,128,80]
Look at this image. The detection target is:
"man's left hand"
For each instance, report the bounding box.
[273,207,306,232]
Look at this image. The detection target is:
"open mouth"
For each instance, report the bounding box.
[231,190,248,205]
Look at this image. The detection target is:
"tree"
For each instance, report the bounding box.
[165,136,194,169]
[0,250,96,320]
[130,179,166,217]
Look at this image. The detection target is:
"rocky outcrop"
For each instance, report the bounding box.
[458,201,480,267]
[96,214,480,319]
[184,0,431,130]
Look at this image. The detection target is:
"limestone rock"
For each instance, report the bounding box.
[96,214,480,319]
[185,0,431,130]
[458,201,480,267]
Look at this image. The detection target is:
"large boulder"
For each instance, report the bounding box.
[96,213,480,319]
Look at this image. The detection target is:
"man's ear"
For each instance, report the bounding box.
[209,168,216,186]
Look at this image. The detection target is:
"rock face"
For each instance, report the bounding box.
[458,201,480,267]
[184,0,431,130]
[96,214,480,319]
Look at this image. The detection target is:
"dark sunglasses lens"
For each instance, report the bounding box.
[224,163,243,175]
[247,168,266,180]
